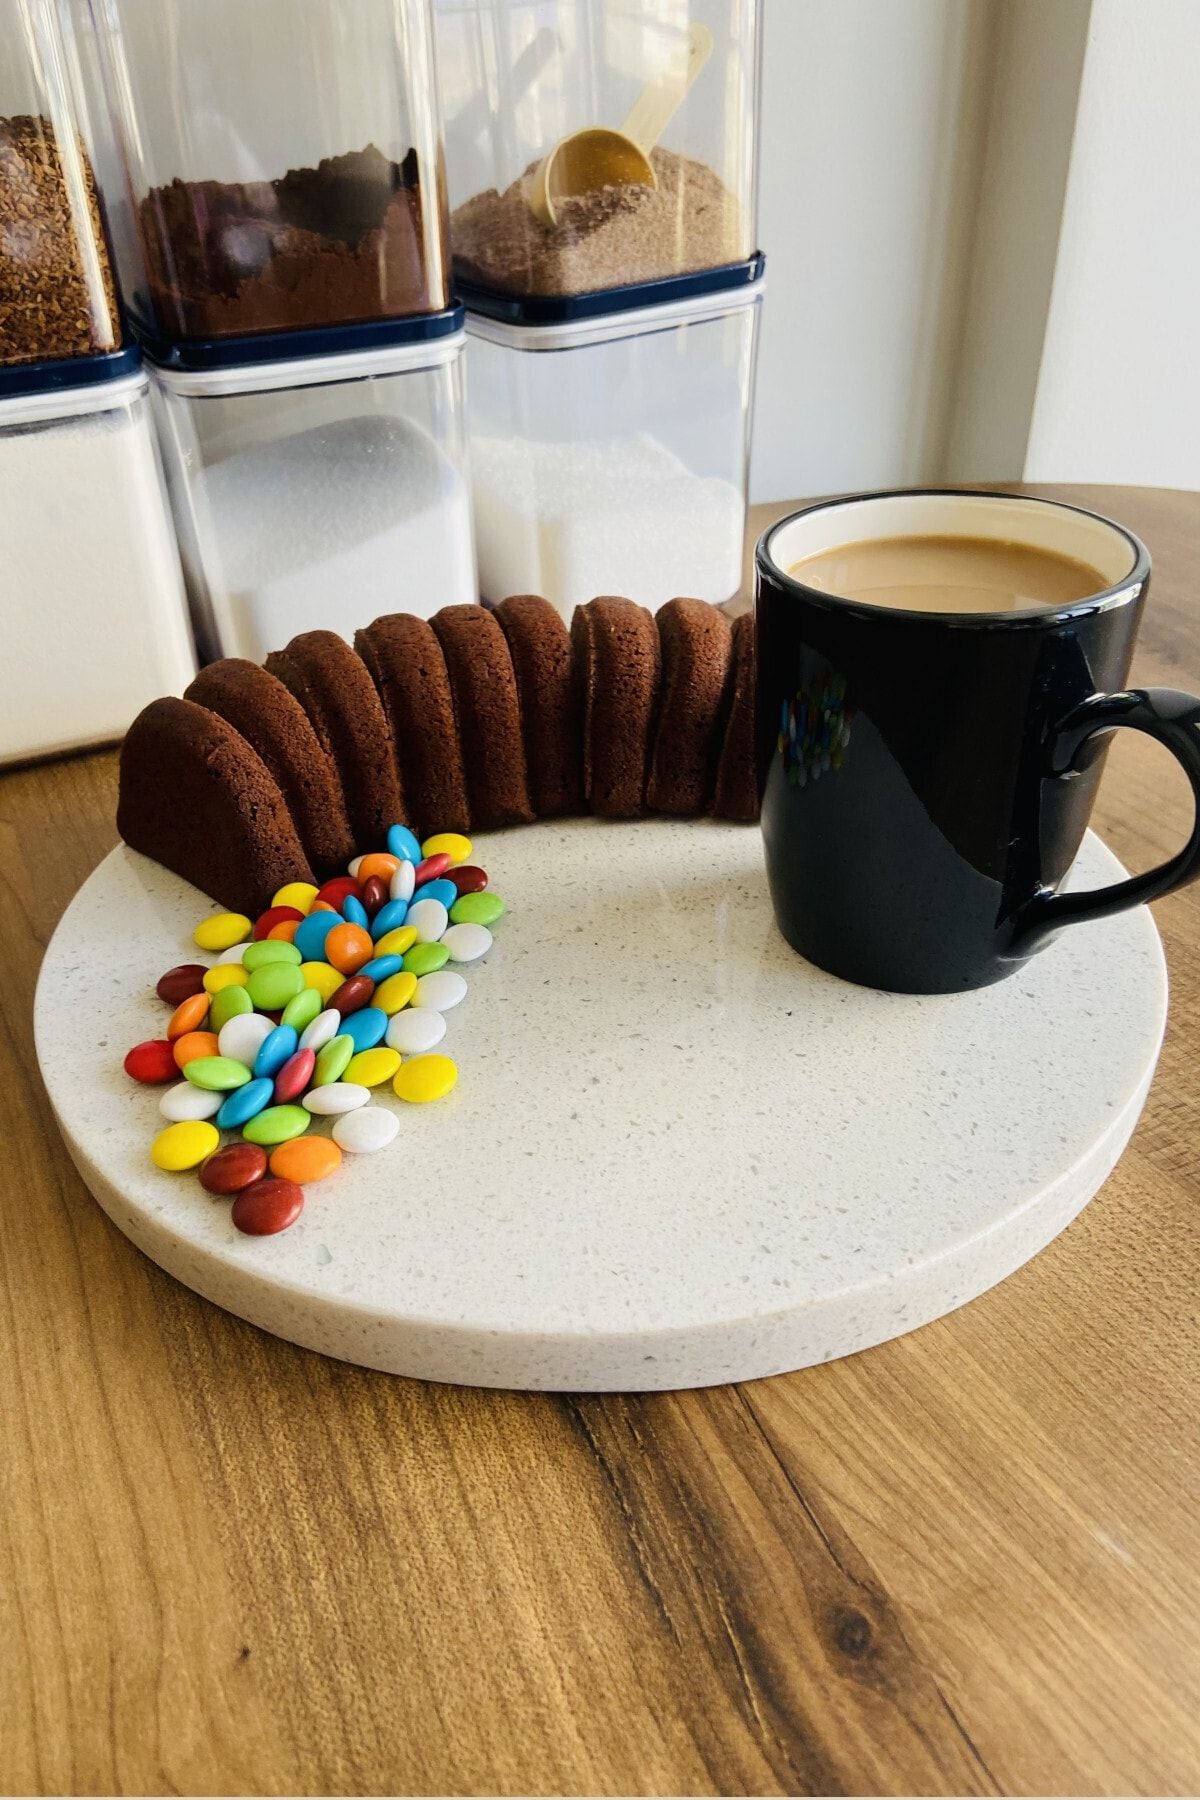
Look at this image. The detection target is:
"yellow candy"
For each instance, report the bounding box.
[272,880,319,914]
[393,1053,458,1104]
[346,1047,401,1088]
[420,832,472,865]
[151,1119,219,1171]
[374,925,418,959]
[300,960,343,1002]
[202,963,249,995]
[193,911,251,952]
[374,970,417,1015]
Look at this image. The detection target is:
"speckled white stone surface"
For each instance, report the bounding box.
[35,822,1166,1391]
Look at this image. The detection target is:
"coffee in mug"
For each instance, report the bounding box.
[788,534,1107,615]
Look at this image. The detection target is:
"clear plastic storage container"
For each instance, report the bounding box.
[151,314,477,664]
[0,0,120,365]
[466,266,763,613]
[0,348,196,762]
[87,0,451,341]
[437,0,759,305]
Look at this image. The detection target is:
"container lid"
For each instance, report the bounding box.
[147,309,466,398]
[464,263,765,352]
[0,345,146,426]
[134,304,466,374]
[455,253,765,328]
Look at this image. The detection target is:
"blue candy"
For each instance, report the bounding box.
[343,894,369,930]
[294,910,341,963]
[359,953,404,983]
[340,1006,387,1052]
[216,1077,273,1129]
[411,878,457,909]
[387,823,422,863]
[253,1023,299,1080]
[371,898,410,940]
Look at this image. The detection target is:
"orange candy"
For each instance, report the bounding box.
[324,922,374,975]
[173,1030,219,1069]
[310,900,339,914]
[167,991,209,1039]
[267,919,300,942]
[269,1136,343,1184]
[356,852,400,884]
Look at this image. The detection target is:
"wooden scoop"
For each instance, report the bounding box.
[527,21,713,227]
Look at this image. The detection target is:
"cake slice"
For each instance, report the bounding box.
[571,597,661,818]
[429,606,534,830]
[355,613,471,836]
[493,594,583,819]
[712,610,759,822]
[646,598,733,815]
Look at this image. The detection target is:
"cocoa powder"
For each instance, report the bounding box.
[0,115,119,365]
[450,146,744,297]
[136,143,446,339]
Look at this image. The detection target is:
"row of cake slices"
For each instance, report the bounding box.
[117,595,759,916]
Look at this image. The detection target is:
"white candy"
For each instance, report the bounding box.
[406,897,448,943]
[217,943,248,964]
[332,1106,400,1154]
[390,861,416,902]
[348,855,364,878]
[299,1008,341,1053]
[301,1081,370,1116]
[386,1009,446,1054]
[413,970,468,1013]
[159,1081,222,1122]
[217,1012,275,1066]
[441,922,492,964]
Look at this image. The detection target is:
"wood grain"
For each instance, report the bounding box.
[1,486,1198,1796]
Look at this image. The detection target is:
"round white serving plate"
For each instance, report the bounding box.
[36,821,1165,1392]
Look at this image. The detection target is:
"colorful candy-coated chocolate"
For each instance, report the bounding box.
[293,910,341,963]
[216,943,249,964]
[411,878,457,909]
[374,924,417,959]
[360,875,389,917]
[386,1009,446,1055]
[414,852,452,885]
[324,922,374,975]
[198,1142,268,1195]
[421,832,471,866]
[340,1006,387,1053]
[216,1077,274,1129]
[301,1081,370,1116]
[280,986,322,1033]
[449,892,505,927]
[447,865,488,896]
[272,881,319,914]
[193,912,252,953]
[413,970,468,1013]
[313,1035,354,1086]
[348,856,364,878]
[253,904,303,940]
[267,919,301,943]
[152,1119,219,1170]
[441,922,493,963]
[242,938,302,970]
[241,1104,310,1146]
[387,823,422,863]
[300,961,343,1003]
[402,941,449,977]
[246,961,305,1010]
[203,962,249,995]
[299,1008,341,1053]
[217,1012,275,1067]
[159,1081,223,1122]
[345,1047,401,1088]
[393,1053,458,1103]
[231,1176,304,1235]
[184,1054,253,1092]
[370,898,409,940]
[209,983,254,1032]
[310,900,339,914]
[358,852,400,883]
[406,898,448,944]
[315,875,362,910]
[173,1029,220,1069]
[253,1024,299,1079]
[156,963,208,1005]
[270,1136,342,1183]
[359,953,404,984]
[374,970,418,1014]
[274,1048,316,1103]
[390,860,416,902]
[342,894,370,931]
[124,1038,178,1084]
[167,992,209,1039]
[331,973,375,1016]
[333,1106,400,1154]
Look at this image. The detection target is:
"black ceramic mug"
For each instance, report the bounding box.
[755,490,1200,994]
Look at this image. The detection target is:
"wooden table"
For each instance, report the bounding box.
[3,485,1199,1797]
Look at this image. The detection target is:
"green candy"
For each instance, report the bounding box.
[183,1055,252,1092]
[242,938,302,970]
[313,1034,354,1086]
[242,1104,310,1146]
[449,892,504,927]
[246,961,305,1010]
[281,986,322,1032]
[209,983,253,1031]
[403,941,449,976]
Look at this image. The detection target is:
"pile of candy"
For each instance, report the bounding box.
[123,826,505,1236]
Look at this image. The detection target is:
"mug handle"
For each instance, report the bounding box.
[1013,688,1200,954]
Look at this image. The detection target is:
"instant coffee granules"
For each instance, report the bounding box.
[0,114,119,365]
[449,147,744,297]
[136,143,447,339]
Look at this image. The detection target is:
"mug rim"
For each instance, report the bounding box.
[756,487,1151,629]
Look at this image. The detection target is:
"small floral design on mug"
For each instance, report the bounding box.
[779,673,854,785]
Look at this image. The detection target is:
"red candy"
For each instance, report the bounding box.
[253,905,303,939]
[124,1039,179,1084]
[198,1143,268,1195]
[155,963,208,1005]
[232,1177,305,1236]
[330,973,375,1016]
[273,1048,316,1103]
[448,865,488,896]
[315,875,363,911]
[360,875,389,916]
[415,852,451,884]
